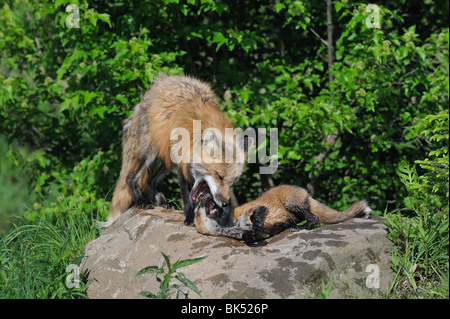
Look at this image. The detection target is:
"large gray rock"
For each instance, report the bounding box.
[80,207,394,299]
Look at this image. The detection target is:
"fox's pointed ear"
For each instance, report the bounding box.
[243,136,254,154]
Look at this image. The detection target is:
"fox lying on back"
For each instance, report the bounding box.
[194,185,372,245]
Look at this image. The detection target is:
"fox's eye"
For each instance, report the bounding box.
[217,173,223,181]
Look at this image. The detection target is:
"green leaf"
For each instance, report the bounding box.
[172,256,207,270]
[161,252,172,271]
[275,3,285,12]
[97,13,111,27]
[60,94,80,112]
[334,2,346,13]
[373,45,381,63]
[175,273,202,296]
[239,89,253,103]
[57,55,75,81]
[303,78,313,91]
[212,31,228,51]
[136,266,163,276]
[82,91,97,105]
[140,291,157,298]
[159,273,172,297]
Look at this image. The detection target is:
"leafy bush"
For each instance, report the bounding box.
[24,151,112,223]
[407,112,449,210]
[226,4,449,212]
[386,110,449,298]
[1,0,448,214]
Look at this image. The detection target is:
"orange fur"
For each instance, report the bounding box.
[105,73,247,227]
[194,185,372,243]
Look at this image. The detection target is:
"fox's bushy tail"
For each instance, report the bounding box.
[308,198,372,224]
[95,182,129,228]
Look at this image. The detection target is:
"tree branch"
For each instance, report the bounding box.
[309,27,328,47]
[326,0,334,83]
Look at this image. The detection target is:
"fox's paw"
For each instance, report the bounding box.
[242,231,267,247]
[291,215,319,231]
[290,224,306,232]
[184,216,194,226]
[135,202,155,210]
[242,231,254,244]
[160,203,177,210]
[183,205,195,226]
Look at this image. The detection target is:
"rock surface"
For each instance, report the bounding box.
[81,207,394,299]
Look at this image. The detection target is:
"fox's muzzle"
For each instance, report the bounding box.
[211,192,230,209]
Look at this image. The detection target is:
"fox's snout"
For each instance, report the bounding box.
[212,192,230,208]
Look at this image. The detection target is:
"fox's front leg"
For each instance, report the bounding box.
[178,167,194,225]
[242,206,268,246]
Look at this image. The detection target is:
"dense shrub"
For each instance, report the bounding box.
[386,110,448,297]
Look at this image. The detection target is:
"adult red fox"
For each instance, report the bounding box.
[194,185,372,245]
[103,74,251,227]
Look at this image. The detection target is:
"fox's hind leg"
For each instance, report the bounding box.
[126,154,155,210]
[284,199,319,231]
[148,160,172,208]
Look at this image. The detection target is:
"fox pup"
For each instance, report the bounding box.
[194,185,372,245]
[104,73,250,227]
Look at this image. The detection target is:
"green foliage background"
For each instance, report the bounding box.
[0,0,448,298]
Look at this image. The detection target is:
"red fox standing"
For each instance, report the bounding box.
[101,74,251,227]
[194,185,372,245]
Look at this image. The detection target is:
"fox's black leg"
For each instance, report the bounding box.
[152,162,173,208]
[126,156,154,210]
[178,167,194,225]
[243,206,268,246]
[250,206,267,232]
[284,197,319,231]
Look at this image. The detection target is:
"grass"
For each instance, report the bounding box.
[385,209,449,298]
[0,199,102,298]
